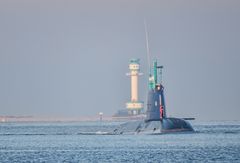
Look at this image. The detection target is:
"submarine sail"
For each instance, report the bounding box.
[144,60,194,133]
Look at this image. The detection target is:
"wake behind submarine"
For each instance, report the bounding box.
[113,60,194,134]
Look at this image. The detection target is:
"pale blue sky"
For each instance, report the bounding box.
[0,0,239,120]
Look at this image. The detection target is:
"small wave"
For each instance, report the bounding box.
[0,133,48,136]
[0,132,115,136]
[193,130,239,135]
[224,131,239,134]
[77,131,114,135]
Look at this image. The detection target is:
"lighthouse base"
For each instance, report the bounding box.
[126,101,144,115]
[128,109,141,115]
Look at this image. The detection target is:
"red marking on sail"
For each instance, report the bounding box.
[160,105,164,119]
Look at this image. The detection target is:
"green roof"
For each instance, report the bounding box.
[130,58,140,64]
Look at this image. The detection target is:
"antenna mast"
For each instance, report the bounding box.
[144,19,151,73]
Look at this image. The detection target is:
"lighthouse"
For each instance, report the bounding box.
[126,59,144,115]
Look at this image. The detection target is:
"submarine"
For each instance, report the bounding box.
[113,60,194,134]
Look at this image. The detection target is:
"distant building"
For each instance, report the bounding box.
[126,59,144,115]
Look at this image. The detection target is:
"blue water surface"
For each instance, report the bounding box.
[0,121,240,162]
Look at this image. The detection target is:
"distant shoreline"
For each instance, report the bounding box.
[1,115,239,123]
[0,115,114,122]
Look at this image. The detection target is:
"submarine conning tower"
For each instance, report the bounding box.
[126,59,144,115]
[144,60,194,132]
[146,60,166,121]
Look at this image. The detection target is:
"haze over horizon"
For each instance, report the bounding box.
[0,0,240,121]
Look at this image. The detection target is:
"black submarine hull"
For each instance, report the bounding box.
[114,117,193,135]
[113,86,194,134]
[113,60,194,135]
[161,117,194,133]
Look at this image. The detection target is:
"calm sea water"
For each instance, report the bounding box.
[0,121,240,162]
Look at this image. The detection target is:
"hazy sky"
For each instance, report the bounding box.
[0,0,239,120]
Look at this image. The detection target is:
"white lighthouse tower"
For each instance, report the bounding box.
[126,59,144,115]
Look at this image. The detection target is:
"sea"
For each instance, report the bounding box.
[0,121,240,163]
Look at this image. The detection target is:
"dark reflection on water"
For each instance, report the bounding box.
[0,121,240,162]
